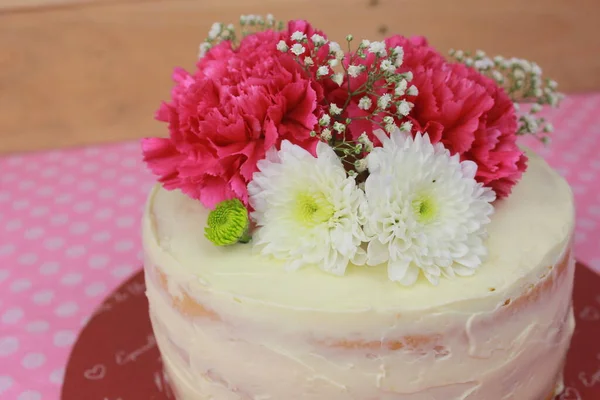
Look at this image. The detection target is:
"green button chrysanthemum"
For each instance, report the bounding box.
[204,199,251,246]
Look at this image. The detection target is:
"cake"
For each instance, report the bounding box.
[141,15,573,399]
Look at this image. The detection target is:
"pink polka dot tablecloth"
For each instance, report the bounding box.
[1,93,600,399]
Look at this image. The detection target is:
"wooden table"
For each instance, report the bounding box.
[1,0,599,154]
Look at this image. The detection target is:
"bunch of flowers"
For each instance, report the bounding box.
[143,15,562,285]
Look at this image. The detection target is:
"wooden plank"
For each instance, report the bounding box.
[0,0,598,153]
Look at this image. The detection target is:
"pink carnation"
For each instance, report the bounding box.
[340,35,526,198]
[142,21,327,208]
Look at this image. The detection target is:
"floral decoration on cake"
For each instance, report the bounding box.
[142,15,562,285]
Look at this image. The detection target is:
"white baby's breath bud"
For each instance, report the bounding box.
[520,59,532,72]
[400,121,413,132]
[475,49,486,59]
[291,31,307,42]
[329,41,341,53]
[266,14,275,25]
[368,41,387,57]
[208,22,222,39]
[328,59,339,68]
[320,128,332,141]
[347,65,362,78]
[319,114,331,126]
[291,43,306,56]
[333,121,346,133]
[454,50,464,60]
[543,123,554,133]
[394,79,408,96]
[548,80,558,89]
[317,65,330,77]
[361,39,371,48]
[358,132,374,152]
[492,70,504,83]
[534,87,543,97]
[358,96,372,110]
[331,72,344,86]
[347,169,357,177]
[493,55,504,65]
[474,59,493,70]
[346,34,354,42]
[383,116,395,125]
[304,57,314,66]
[397,100,412,117]
[512,69,526,80]
[240,15,248,25]
[355,158,368,173]
[465,57,474,67]
[392,46,404,66]
[531,103,542,113]
[403,71,413,81]
[548,94,559,107]
[329,103,343,115]
[335,50,345,61]
[531,63,542,76]
[198,42,212,58]
[377,94,392,109]
[514,103,520,111]
[311,34,327,46]
[385,122,397,133]
[276,40,288,52]
[380,59,396,73]
[407,85,418,96]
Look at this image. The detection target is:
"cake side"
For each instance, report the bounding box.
[143,151,575,399]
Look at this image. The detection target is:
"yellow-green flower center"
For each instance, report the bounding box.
[205,199,250,246]
[412,194,438,223]
[294,191,334,227]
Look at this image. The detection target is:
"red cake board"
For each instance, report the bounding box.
[61,263,600,400]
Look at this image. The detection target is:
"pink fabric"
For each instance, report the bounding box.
[1,94,600,399]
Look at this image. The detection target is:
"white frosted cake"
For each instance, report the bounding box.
[141,14,573,400]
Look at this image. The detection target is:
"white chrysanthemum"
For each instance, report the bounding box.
[248,141,368,275]
[363,130,496,286]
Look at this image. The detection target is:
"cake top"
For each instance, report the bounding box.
[142,15,563,287]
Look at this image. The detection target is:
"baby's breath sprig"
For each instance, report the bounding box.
[282,33,417,176]
[198,14,284,59]
[449,49,563,144]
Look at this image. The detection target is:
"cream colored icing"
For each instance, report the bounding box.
[143,150,576,399]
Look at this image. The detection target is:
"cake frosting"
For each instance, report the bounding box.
[143,150,575,399]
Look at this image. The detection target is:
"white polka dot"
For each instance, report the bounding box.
[89,254,110,269]
[18,390,42,400]
[0,269,9,283]
[1,172,16,183]
[18,253,37,265]
[60,272,83,285]
[50,213,69,225]
[571,184,588,195]
[116,216,135,228]
[41,166,59,178]
[36,186,54,196]
[0,244,15,256]
[39,261,60,275]
[82,163,99,173]
[54,194,72,204]
[24,226,45,240]
[94,208,113,219]
[114,240,135,252]
[55,301,79,317]
[101,169,117,179]
[12,199,30,210]
[74,201,93,213]
[62,157,79,166]
[112,265,133,278]
[26,320,49,333]
[84,147,100,156]
[30,206,49,217]
[53,330,76,347]
[69,221,89,234]
[45,151,63,161]
[77,180,96,192]
[0,336,19,357]
[33,289,54,305]
[0,192,10,202]
[578,219,597,230]
[91,231,111,243]
[44,237,65,250]
[589,205,600,216]
[98,188,116,199]
[18,180,35,190]
[49,368,65,385]
[10,278,32,293]
[58,175,76,185]
[118,195,137,207]
[119,175,137,185]
[4,219,21,231]
[66,245,86,258]
[21,353,46,369]
[85,282,107,297]
[578,172,596,182]
[0,375,13,394]
[103,153,119,163]
[6,156,23,166]
[2,308,24,324]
